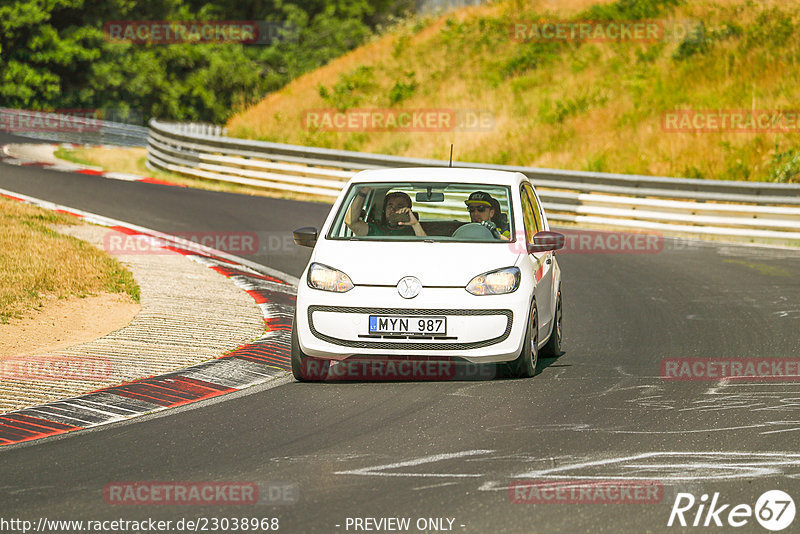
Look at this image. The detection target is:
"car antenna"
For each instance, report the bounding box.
[449,144,453,167]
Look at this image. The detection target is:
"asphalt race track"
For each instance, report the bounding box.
[1,132,800,533]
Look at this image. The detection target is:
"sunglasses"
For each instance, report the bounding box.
[468,205,489,213]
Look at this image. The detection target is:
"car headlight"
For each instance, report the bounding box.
[307,263,354,292]
[466,267,520,296]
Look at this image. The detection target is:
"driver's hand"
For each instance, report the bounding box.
[480,220,501,238]
[397,207,418,226]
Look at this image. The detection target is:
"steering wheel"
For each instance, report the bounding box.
[451,222,496,240]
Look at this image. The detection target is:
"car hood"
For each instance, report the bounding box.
[311,240,522,286]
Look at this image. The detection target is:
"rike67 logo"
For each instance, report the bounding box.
[668,490,795,531]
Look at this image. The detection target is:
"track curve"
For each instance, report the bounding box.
[1,132,799,532]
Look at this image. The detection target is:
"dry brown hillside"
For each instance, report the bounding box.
[227,0,800,182]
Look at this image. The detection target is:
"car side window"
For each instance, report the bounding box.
[522,183,543,233]
[520,186,538,244]
[333,187,375,238]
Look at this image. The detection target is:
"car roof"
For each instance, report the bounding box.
[349,167,526,186]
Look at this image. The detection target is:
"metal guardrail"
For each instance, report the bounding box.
[0,108,149,147]
[147,119,800,243]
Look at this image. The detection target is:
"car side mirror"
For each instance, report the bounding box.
[293,226,318,247]
[528,231,565,253]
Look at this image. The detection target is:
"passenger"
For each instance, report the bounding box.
[465,191,510,239]
[346,186,427,237]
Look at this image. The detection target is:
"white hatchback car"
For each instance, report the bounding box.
[291,167,564,381]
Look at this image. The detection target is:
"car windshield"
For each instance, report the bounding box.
[328,182,514,242]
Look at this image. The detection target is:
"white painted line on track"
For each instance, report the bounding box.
[335,450,495,478]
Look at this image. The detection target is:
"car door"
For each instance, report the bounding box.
[520,183,554,343]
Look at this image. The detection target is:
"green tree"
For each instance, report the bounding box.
[0,0,413,122]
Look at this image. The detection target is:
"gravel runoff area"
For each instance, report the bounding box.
[3,143,100,171]
[0,223,267,413]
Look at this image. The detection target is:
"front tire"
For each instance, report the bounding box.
[542,289,562,357]
[508,304,538,378]
[291,313,329,381]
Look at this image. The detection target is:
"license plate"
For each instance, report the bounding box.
[369,315,447,335]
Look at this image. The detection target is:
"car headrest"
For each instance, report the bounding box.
[451,222,494,240]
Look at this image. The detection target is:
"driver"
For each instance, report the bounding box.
[465,191,510,239]
[346,186,427,237]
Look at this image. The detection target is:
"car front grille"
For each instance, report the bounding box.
[307,305,513,350]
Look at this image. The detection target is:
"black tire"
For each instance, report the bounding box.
[541,289,562,358]
[508,304,538,378]
[291,313,329,381]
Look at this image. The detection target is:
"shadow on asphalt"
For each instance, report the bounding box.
[288,352,570,384]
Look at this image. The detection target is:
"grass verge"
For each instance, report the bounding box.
[0,196,140,324]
